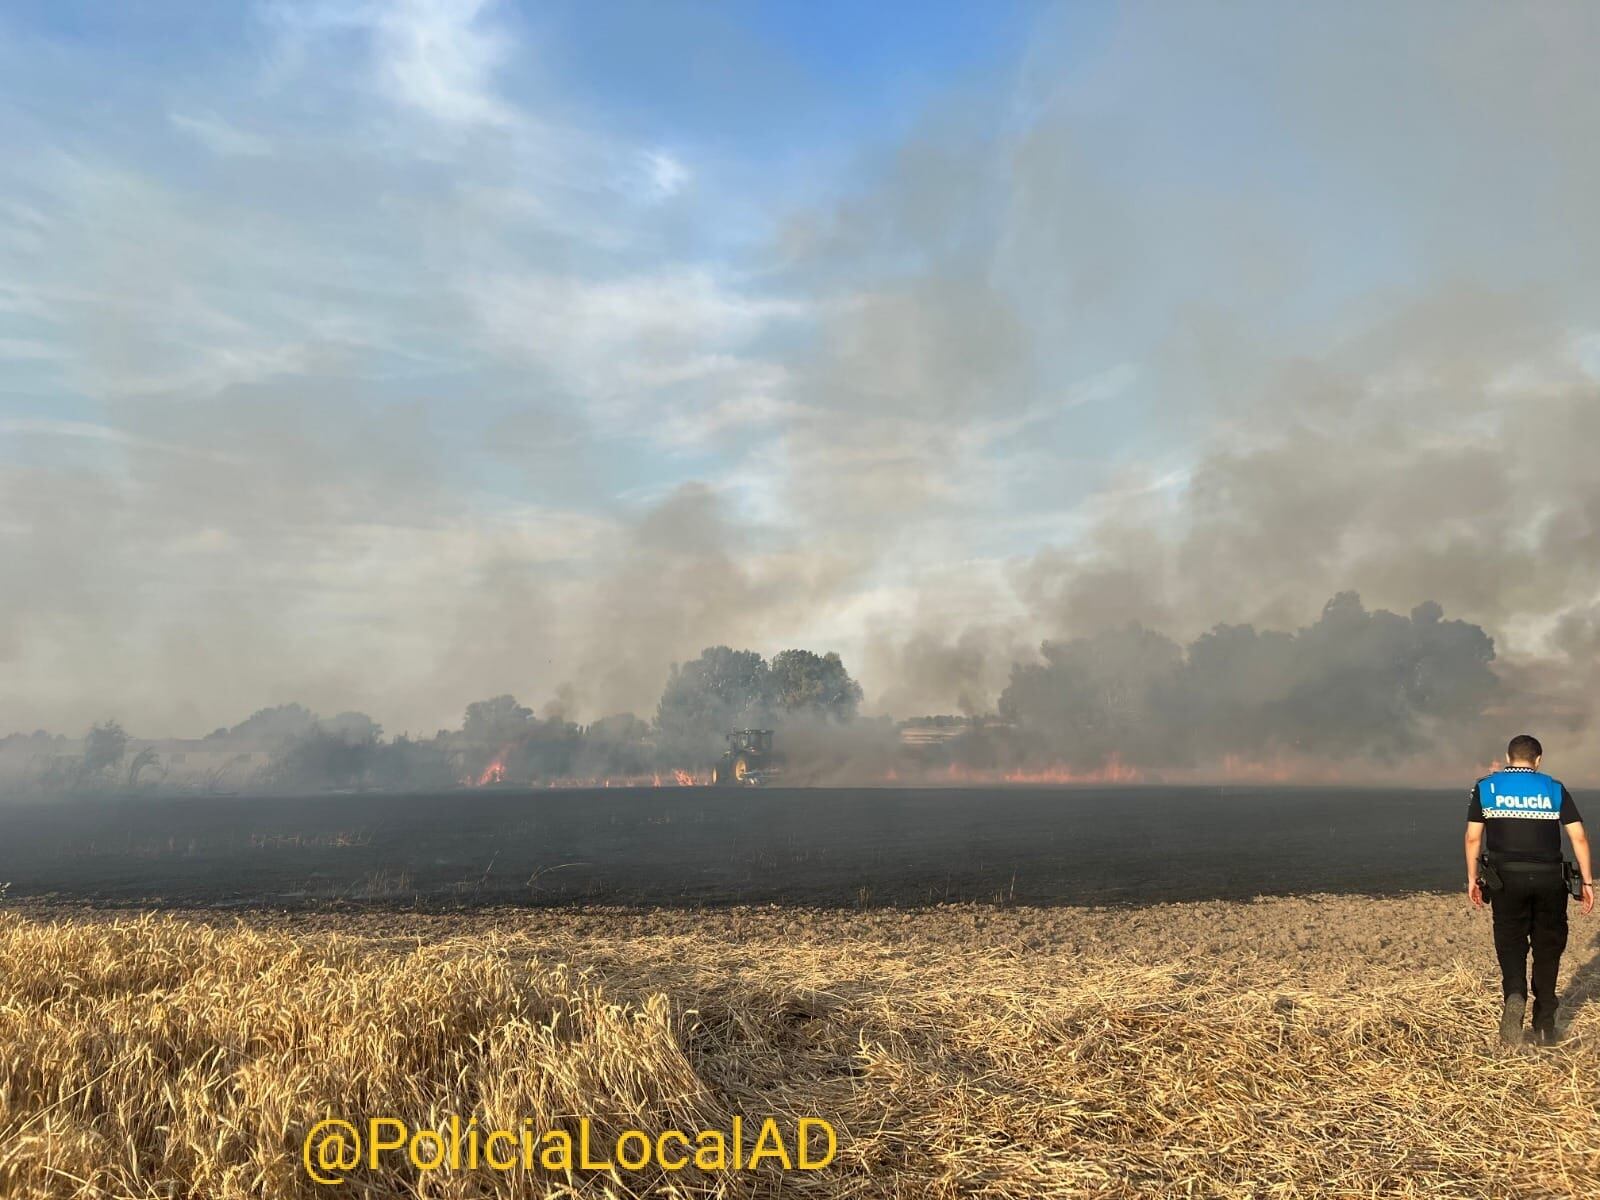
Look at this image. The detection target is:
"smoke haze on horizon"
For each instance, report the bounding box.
[2,2,1598,778]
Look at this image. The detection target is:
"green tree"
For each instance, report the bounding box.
[223,704,319,747]
[265,730,378,791]
[320,711,383,745]
[769,649,863,721]
[82,720,129,777]
[655,647,771,764]
[373,735,458,791]
[462,695,533,747]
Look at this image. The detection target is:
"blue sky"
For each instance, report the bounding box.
[3,1,1599,744]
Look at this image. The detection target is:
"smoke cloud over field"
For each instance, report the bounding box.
[0,595,1519,792]
[2,3,1599,781]
[996,593,1501,776]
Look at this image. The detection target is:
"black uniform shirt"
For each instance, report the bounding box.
[1466,765,1583,863]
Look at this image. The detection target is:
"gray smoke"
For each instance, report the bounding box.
[773,5,1600,778]
[995,594,1501,777]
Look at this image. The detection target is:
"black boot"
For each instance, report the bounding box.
[1500,994,1526,1045]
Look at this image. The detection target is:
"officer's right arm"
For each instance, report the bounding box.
[1568,821,1594,916]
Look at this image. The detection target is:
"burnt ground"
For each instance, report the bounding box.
[0,785,1506,910]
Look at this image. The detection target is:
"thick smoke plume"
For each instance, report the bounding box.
[0,592,1529,792]
[996,593,1501,778]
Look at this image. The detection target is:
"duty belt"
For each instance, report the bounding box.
[1478,853,1574,896]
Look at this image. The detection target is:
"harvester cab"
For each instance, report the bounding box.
[712,729,779,786]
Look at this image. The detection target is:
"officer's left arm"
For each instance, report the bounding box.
[1569,825,1594,915]
[1561,786,1594,916]
[1465,820,1485,909]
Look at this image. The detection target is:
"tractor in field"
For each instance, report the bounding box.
[711,729,780,786]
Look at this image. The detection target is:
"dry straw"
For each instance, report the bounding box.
[0,897,1596,1198]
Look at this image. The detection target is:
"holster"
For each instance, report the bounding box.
[1563,860,1585,900]
[1477,853,1504,894]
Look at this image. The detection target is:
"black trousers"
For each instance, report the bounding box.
[1488,861,1569,1030]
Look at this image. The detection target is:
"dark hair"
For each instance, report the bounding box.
[1507,734,1543,763]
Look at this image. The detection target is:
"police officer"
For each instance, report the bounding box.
[1466,734,1594,1045]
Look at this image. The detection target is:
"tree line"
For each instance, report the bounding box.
[9,646,864,792]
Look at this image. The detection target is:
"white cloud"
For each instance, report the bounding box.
[263,0,514,126]
[467,269,805,426]
[372,0,514,126]
[638,149,690,201]
[650,370,803,449]
[169,112,273,157]
[472,270,803,366]
[0,418,242,463]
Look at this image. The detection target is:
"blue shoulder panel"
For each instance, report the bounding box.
[1479,770,1562,821]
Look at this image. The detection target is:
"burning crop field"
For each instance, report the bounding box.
[3,895,1598,1199]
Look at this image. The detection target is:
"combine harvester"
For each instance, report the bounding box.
[711,729,782,786]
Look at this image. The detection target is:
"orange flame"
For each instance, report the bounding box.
[1216,754,1293,784]
[460,768,711,789]
[929,755,1142,785]
[1005,757,1142,784]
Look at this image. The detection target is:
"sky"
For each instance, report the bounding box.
[2,1,1599,765]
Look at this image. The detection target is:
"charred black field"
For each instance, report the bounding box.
[0,785,1478,909]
